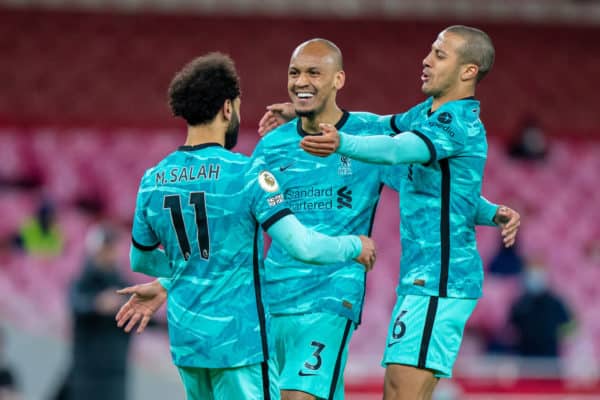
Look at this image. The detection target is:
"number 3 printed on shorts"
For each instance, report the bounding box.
[304,341,326,371]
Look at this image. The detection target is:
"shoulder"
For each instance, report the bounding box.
[440,99,481,124]
[410,98,434,114]
[138,151,178,186]
[258,119,298,147]
[343,111,394,136]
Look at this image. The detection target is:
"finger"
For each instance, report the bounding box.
[302,135,335,144]
[124,312,142,333]
[115,303,130,321]
[300,141,332,152]
[504,217,520,231]
[116,286,138,295]
[137,315,151,334]
[258,110,273,126]
[117,306,136,328]
[502,224,518,237]
[503,232,516,247]
[300,142,336,156]
[503,231,518,247]
[319,123,334,131]
[266,103,287,112]
[300,146,335,157]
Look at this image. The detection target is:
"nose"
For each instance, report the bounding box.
[422,52,432,68]
[295,72,309,87]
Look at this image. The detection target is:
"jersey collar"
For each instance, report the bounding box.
[427,96,477,117]
[296,110,350,137]
[177,143,223,151]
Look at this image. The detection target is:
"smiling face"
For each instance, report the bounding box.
[287,41,345,118]
[421,31,470,98]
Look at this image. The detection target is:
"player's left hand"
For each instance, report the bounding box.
[115,280,167,334]
[300,123,340,157]
[493,205,520,248]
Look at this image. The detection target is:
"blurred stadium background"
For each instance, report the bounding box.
[0,0,599,399]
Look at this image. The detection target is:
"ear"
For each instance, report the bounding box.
[334,70,346,91]
[222,99,233,121]
[461,64,479,82]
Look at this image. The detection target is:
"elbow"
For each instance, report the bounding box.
[285,240,320,263]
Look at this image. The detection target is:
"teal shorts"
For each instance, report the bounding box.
[177,358,280,400]
[382,294,477,378]
[272,313,355,400]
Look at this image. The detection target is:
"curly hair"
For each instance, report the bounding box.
[168,52,241,126]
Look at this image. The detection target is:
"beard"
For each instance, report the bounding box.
[224,110,240,150]
[295,108,315,118]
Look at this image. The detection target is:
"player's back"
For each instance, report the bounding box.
[135,143,270,369]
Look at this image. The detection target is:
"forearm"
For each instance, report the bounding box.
[268,215,361,264]
[476,196,499,226]
[338,131,431,165]
[130,245,172,277]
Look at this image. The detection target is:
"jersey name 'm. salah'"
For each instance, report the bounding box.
[154,164,221,184]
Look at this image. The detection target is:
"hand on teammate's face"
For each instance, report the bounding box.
[355,235,376,272]
[300,123,340,157]
[494,205,520,248]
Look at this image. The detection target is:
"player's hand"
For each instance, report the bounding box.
[355,235,376,272]
[115,280,167,334]
[493,205,520,248]
[258,102,295,136]
[300,123,340,157]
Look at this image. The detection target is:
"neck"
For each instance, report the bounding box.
[301,104,344,134]
[184,123,225,147]
[431,85,475,112]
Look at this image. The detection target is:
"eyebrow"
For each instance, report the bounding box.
[432,44,448,56]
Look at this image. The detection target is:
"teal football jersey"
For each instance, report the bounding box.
[391,97,488,298]
[132,143,292,369]
[253,111,400,323]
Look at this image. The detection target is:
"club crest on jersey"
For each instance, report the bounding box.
[258,171,280,193]
[338,156,352,176]
[437,112,453,124]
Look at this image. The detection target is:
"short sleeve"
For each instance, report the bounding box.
[390,102,423,135]
[131,173,160,250]
[412,108,468,162]
[371,114,399,136]
[245,159,293,231]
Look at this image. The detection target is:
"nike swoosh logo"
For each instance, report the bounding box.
[279,162,295,172]
[298,371,317,376]
[387,341,401,348]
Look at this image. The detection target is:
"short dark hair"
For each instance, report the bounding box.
[445,25,495,83]
[168,52,241,126]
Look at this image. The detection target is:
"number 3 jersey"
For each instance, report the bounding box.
[252,111,400,324]
[131,143,292,369]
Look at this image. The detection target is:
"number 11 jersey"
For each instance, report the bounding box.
[131,143,292,369]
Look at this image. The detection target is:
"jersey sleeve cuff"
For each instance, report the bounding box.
[390,114,402,134]
[261,208,294,231]
[132,237,160,251]
[411,130,437,166]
